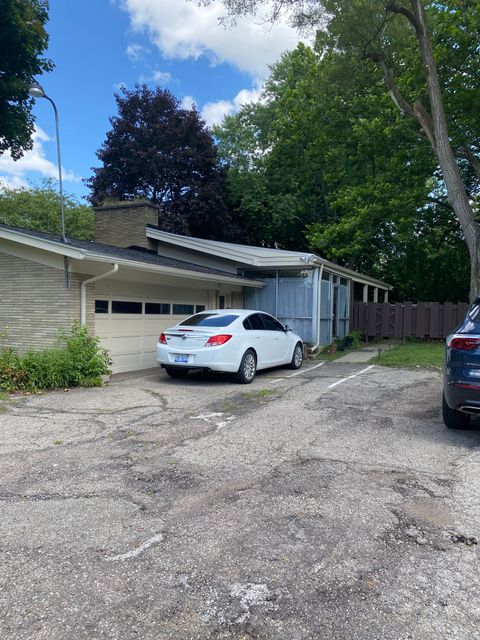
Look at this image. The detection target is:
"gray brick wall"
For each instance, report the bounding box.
[0,253,94,352]
[94,201,158,249]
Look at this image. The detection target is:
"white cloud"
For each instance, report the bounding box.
[118,0,300,77]
[0,126,81,190]
[181,95,196,110]
[201,84,263,127]
[139,68,172,85]
[126,42,149,62]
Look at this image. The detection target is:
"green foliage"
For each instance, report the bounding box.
[0,348,30,391]
[0,179,94,239]
[334,330,364,352]
[210,0,477,301]
[0,323,111,392]
[215,35,471,301]
[61,322,111,387]
[87,85,238,241]
[0,0,53,159]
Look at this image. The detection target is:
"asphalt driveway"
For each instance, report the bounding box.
[1,361,479,639]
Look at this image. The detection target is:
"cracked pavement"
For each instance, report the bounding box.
[0,361,480,639]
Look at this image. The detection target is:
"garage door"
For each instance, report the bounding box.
[94,298,206,373]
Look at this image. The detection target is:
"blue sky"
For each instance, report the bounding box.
[0,0,300,201]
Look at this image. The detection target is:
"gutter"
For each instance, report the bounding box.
[80,264,119,325]
[82,251,263,287]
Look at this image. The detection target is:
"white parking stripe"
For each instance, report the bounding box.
[327,365,375,389]
[269,361,326,384]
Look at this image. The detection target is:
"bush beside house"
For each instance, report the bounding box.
[0,323,111,392]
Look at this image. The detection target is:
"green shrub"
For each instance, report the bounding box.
[21,348,72,389]
[0,347,30,391]
[61,322,111,386]
[0,323,111,392]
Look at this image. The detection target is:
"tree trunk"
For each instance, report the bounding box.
[410,0,480,301]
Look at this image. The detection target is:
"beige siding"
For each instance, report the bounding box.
[0,252,93,351]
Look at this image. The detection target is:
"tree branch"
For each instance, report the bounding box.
[385,2,418,28]
[460,145,480,179]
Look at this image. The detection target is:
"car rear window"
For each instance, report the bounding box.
[469,304,480,322]
[179,313,239,327]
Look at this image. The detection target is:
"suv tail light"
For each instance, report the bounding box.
[448,336,480,350]
[159,332,167,344]
[205,334,232,347]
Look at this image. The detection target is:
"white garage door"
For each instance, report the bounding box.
[95,298,207,374]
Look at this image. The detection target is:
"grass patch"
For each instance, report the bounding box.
[369,340,445,370]
[220,400,237,412]
[243,389,275,400]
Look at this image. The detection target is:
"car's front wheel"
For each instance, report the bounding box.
[442,393,470,429]
[288,342,303,370]
[235,349,257,384]
[164,367,189,379]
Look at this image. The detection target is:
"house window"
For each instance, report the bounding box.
[172,304,194,315]
[112,300,142,314]
[219,295,225,309]
[95,300,109,314]
[196,304,206,313]
[145,303,171,315]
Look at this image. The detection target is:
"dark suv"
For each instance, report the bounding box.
[443,297,480,428]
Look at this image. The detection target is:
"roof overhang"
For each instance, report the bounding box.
[146,227,391,290]
[0,227,263,288]
[146,227,311,267]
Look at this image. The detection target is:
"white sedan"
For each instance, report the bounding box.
[156,309,304,383]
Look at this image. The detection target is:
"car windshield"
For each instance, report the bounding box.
[179,313,239,327]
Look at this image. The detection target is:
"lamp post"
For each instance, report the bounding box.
[28,81,66,242]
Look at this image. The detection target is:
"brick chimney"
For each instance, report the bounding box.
[93,200,158,249]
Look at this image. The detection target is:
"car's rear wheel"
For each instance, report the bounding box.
[235,349,256,384]
[165,367,189,379]
[442,393,470,429]
[288,342,303,370]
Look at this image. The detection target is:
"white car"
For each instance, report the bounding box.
[156,309,304,383]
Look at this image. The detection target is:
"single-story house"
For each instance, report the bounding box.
[0,200,390,373]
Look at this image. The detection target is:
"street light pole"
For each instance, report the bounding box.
[28,82,66,242]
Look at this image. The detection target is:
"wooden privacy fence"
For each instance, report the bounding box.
[351,302,470,340]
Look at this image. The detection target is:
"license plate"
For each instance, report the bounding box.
[175,355,189,363]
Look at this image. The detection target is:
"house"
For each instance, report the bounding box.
[0,200,390,373]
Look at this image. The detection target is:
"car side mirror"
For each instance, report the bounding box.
[284,324,292,332]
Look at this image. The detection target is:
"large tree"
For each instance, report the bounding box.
[216,43,469,300]
[87,85,236,240]
[0,0,53,159]
[204,0,480,300]
[0,179,93,240]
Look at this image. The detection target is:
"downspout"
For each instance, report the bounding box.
[310,263,324,353]
[80,264,119,325]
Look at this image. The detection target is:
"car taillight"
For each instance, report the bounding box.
[205,334,232,347]
[159,333,167,344]
[448,337,480,350]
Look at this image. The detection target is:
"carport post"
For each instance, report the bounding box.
[310,264,323,352]
[363,284,368,303]
[80,264,119,325]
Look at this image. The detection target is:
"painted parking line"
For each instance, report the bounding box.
[327,365,375,389]
[269,361,326,384]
